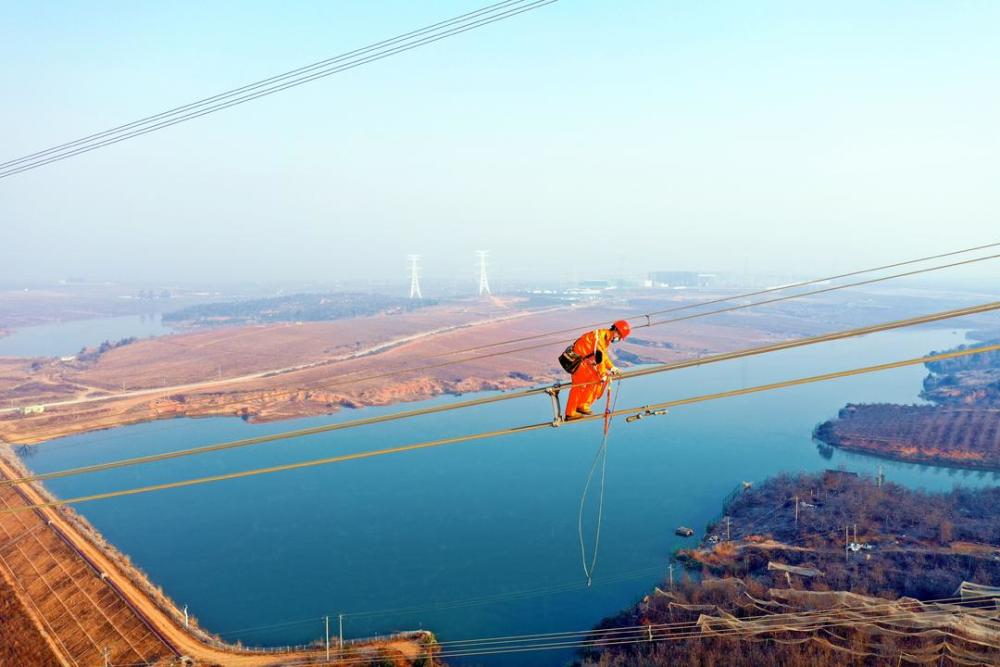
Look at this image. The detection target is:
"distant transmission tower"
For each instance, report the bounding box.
[408,254,423,299]
[477,250,491,296]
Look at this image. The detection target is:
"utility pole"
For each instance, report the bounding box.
[476,250,491,296]
[794,495,799,528]
[854,523,858,545]
[408,255,423,299]
[668,562,674,589]
[725,516,731,541]
[338,613,344,650]
[845,525,849,563]
[325,615,330,662]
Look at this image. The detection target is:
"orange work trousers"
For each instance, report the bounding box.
[565,363,607,417]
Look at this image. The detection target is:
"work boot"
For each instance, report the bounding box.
[564,411,585,421]
[578,404,594,415]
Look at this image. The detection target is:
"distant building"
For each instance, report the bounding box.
[21,405,45,415]
[578,280,613,290]
[648,271,716,288]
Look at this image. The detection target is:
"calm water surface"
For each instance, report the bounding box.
[0,314,175,358]
[18,327,996,666]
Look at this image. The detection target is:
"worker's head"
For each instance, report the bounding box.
[610,319,631,342]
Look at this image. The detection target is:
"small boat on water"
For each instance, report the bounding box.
[675,526,694,537]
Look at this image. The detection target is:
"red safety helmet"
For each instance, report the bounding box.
[611,319,631,340]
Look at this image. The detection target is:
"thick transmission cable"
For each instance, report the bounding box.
[262,603,987,667]
[427,595,989,649]
[0,1,556,179]
[422,611,997,662]
[5,246,995,423]
[54,248,990,430]
[408,604,1000,664]
[266,251,1000,396]
[2,341,998,515]
[281,597,1000,666]
[5,300,999,488]
[429,240,1000,359]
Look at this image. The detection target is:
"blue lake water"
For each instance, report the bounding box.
[0,314,175,358]
[15,327,997,666]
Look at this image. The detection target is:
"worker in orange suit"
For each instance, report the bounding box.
[564,320,631,421]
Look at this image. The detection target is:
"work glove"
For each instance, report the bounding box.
[609,366,622,377]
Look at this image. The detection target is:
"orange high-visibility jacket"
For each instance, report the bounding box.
[571,328,617,377]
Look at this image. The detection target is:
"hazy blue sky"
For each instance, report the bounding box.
[2,1,998,286]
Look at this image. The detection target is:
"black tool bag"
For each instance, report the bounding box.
[558,346,583,373]
[559,330,601,374]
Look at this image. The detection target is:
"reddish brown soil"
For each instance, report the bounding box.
[0,571,62,666]
[0,298,780,445]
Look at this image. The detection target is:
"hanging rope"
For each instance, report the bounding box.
[578,377,622,586]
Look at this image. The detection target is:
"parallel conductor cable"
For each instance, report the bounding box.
[4,300,999,488]
[2,341,998,515]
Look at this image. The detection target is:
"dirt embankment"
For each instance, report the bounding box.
[0,299,780,445]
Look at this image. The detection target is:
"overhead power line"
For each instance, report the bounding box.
[404,601,998,656]
[0,0,556,179]
[270,595,1000,666]
[430,240,1000,360]
[35,246,991,426]
[376,594,994,648]
[304,251,1000,391]
[4,244,995,423]
[6,300,999,488]
[4,340,998,515]
[217,562,672,637]
[105,593,999,666]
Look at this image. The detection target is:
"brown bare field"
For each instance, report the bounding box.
[815,404,1000,469]
[0,297,782,444]
[0,460,177,666]
[0,569,62,666]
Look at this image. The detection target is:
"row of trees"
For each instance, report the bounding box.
[76,336,138,362]
[163,292,436,324]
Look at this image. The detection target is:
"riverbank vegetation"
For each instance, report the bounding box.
[576,472,1000,666]
[163,292,437,325]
